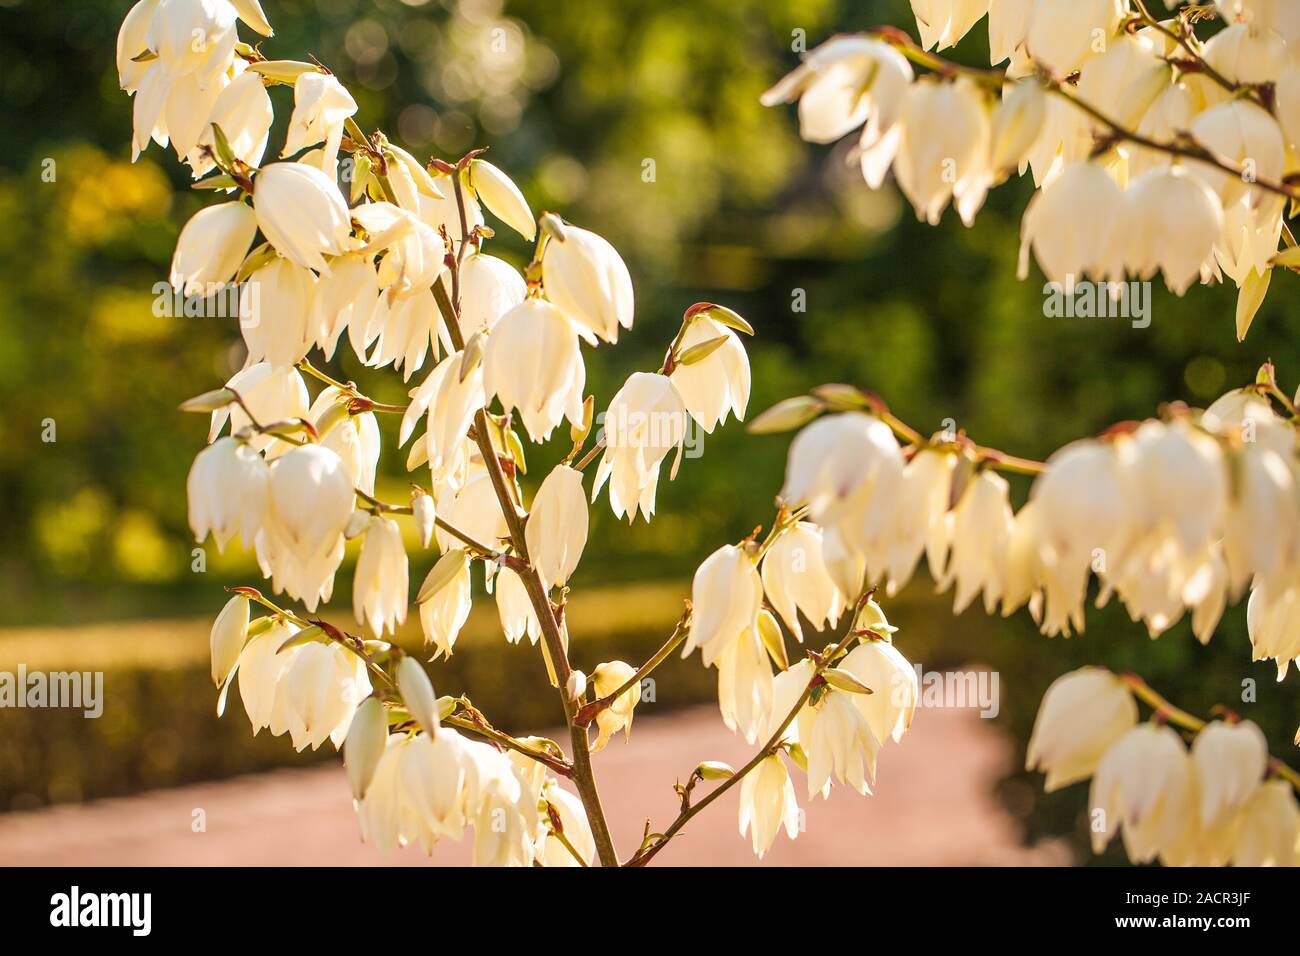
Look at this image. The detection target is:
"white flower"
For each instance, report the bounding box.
[258,444,355,610]
[738,754,801,859]
[311,387,381,496]
[353,516,409,637]
[209,594,249,688]
[417,549,473,658]
[541,223,634,343]
[483,299,586,443]
[1202,20,1288,89]
[1130,83,1197,177]
[435,472,510,553]
[761,522,844,642]
[590,660,640,751]
[1275,64,1300,152]
[396,656,440,737]
[987,79,1045,178]
[282,71,357,166]
[798,686,880,798]
[1029,440,1126,636]
[1230,779,1299,867]
[1019,161,1125,284]
[495,567,541,645]
[235,618,298,737]
[188,71,273,177]
[1026,667,1137,792]
[163,68,231,161]
[941,469,1014,614]
[468,159,536,240]
[525,464,588,589]
[459,253,526,337]
[837,639,918,745]
[411,491,436,549]
[1222,443,1297,595]
[147,0,238,82]
[279,639,372,751]
[344,696,386,800]
[760,36,913,146]
[1191,719,1267,831]
[780,412,904,530]
[893,78,992,226]
[716,611,777,744]
[1120,166,1223,295]
[669,316,751,433]
[187,436,269,551]
[910,0,990,52]
[253,162,353,272]
[240,257,317,369]
[424,353,486,482]
[881,447,955,593]
[1024,0,1127,76]
[209,362,310,459]
[685,544,763,666]
[1121,420,1228,563]
[367,288,440,381]
[312,254,380,361]
[1075,33,1170,134]
[1089,723,1195,864]
[988,0,1033,66]
[117,0,160,94]
[592,372,689,521]
[169,201,257,297]
[539,782,596,866]
[1190,100,1286,207]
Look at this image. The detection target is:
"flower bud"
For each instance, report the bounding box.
[344,696,386,800]
[253,161,352,273]
[541,223,634,343]
[469,159,536,240]
[525,464,589,589]
[170,201,258,297]
[397,656,440,737]
[210,594,250,687]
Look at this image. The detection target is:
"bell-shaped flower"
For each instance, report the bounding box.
[117,0,159,94]
[685,544,763,666]
[590,660,640,751]
[715,611,776,744]
[1089,723,1196,864]
[1192,719,1267,833]
[483,299,586,443]
[147,0,238,83]
[459,253,526,337]
[592,372,689,522]
[311,387,381,496]
[209,593,249,688]
[435,472,510,553]
[417,548,473,658]
[209,362,310,459]
[187,436,270,552]
[893,77,992,226]
[761,521,844,642]
[1026,667,1137,791]
[1019,161,1125,284]
[1230,779,1299,867]
[760,36,912,145]
[781,412,904,532]
[837,639,918,746]
[311,254,380,360]
[538,782,596,866]
[1190,99,1286,208]
[669,316,751,433]
[353,516,409,637]
[253,161,353,273]
[344,696,387,801]
[468,159,535,240]
[282,70,357,165]
[240,256,317,368]
[170,201,257,297]
[1121,166,1223,295]
[279,639,372,751]
[941,469,1014,614]
[495,566,541,645]
[797,685,880,798]
[1024,0,1126,76]
[235,618,299,737]
[910,0,992,52]
[738,753,801,859]
[541,222,634,343]
[188,71,273,177]
[524,464,588,589]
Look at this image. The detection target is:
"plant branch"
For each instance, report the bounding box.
[574,603,693,727]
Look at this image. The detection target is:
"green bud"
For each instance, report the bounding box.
[746,396,824,434]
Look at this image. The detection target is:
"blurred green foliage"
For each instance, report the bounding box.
[0,0,1297,861]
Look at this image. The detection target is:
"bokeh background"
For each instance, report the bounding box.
[0,0,1296,865]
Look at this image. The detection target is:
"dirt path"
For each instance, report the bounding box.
[0,705,1068,866]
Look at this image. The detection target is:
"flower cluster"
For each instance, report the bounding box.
[767,377,1300,683]
[686,535,918,857]
[1027,667,1298,866]
[763,2,1300,337]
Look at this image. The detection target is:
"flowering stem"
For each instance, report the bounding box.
[354,489,499,555]
[432,262,621,865]
[1129,0,1240,97]
[1119,672,1300,791]
[443,713,573,778]
[573,603,693,727]
[627,621,859,866]
[295,359,408,413]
